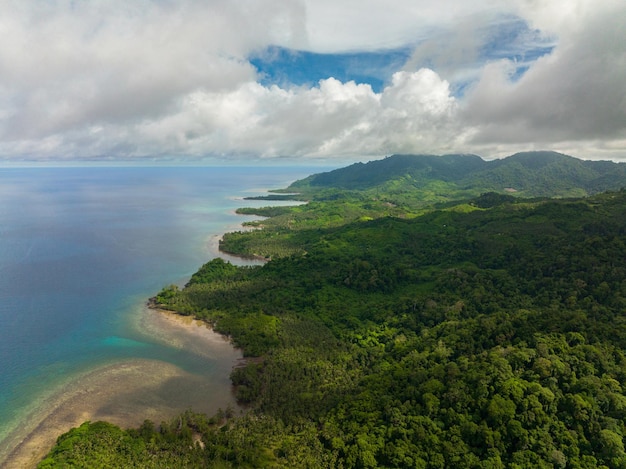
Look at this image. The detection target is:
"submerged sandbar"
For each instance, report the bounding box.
[1,309,242,469]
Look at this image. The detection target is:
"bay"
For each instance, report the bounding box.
[0,164,325,465]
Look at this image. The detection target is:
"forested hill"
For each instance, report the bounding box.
[42,188,626,468]
[287,151,626,197]
[40,152,626,468]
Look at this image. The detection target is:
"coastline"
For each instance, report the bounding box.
[3,188,286,468]
[0,167,313,469]
[1,307,242,469]
[205,218,268,265]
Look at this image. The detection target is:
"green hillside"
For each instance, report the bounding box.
[288,153,485,191]
[42,185,626,468]
[220,152,626,261]
[288,151,626,198]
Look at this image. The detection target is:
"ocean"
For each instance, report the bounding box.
[0,164,325,463]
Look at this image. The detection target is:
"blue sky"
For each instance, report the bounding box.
[251,18,555,96]
[251,46,413,94]
[0,0,623,162]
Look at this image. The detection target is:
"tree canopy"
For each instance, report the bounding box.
[40,158,626,468]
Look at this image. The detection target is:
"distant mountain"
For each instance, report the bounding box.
[289,151,626,198]
[290,153,485,190]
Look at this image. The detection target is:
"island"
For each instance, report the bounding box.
[40,152,626,468]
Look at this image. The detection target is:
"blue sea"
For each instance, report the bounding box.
[0,164,326,462]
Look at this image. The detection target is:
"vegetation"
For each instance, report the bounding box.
[288,152,626,197]
[221,152,626,260]
[40,154,626,468]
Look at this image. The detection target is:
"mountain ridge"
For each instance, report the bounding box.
[288,151,626,197]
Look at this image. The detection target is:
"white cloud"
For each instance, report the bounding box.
[462,0,626,157]
[22,69,457,159]
[0,0,296,139]
[298,0,511,52]
[0,0,624,161]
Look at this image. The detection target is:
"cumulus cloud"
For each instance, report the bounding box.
[0,0,624,161]
[0,0,295,138]
[462,0,626,156]
[11,69,459,159]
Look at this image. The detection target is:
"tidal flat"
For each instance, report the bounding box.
[2,306,242,469]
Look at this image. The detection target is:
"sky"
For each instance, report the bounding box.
[0,0,624,163]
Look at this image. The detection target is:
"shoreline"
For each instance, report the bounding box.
[205,218,268,265]
[1,307,242,469]
[3,194,277,468]
[0,170,307,468]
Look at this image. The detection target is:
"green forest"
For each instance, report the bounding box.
[40,154,626,468]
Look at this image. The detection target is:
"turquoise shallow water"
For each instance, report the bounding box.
[0,165,325,459]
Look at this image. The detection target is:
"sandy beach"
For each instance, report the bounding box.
[1,308,242,469]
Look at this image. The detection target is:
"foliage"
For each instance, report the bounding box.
[221,153,626,261]
[194,190,626,466]
[41,158,626,467]
[235,206,296,218]
[38,416,211,469]
[290,152,626,198]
